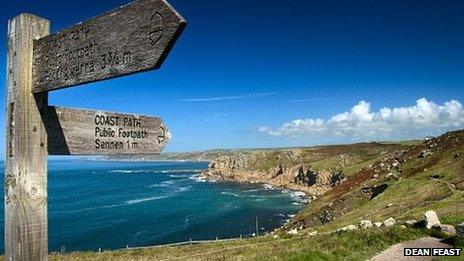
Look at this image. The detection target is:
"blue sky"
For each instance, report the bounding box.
[1,0,464,155]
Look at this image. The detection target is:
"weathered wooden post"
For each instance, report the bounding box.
[5,13,50,260]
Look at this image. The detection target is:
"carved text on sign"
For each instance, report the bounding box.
[46,107,170,155]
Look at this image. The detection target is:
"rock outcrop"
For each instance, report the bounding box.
[202,151,346,196]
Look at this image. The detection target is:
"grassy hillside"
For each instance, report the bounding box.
[287,130,464,233]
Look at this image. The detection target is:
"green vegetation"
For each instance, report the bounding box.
[49,227,429,260]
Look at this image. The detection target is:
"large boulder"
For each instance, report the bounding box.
[345,224,358,230]
[359,220,373,229]
[383,217,396,227]
[457,222,464,237]
[424,210,441,229]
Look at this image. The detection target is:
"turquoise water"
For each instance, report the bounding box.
[0,160,307,252]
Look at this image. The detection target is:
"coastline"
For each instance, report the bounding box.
[199,172,312,198]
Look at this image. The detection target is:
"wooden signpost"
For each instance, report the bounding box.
[46,106,170,155]
[5,0,185,260]
[33,0,186,92]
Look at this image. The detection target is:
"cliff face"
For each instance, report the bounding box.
[201,143,413,197]
[203,155,343,196]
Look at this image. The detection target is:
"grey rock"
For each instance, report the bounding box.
[308,231,318,236]
[345,224,358,230]
[337,224,358,233]
[424,210,441,229]
[287,228,298,235]
[359,220,373,229]
[434,224,456,236]
[383,217,396,227]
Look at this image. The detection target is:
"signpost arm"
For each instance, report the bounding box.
[5,14,50,261]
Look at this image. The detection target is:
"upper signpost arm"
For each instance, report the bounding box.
[31,0,187,93]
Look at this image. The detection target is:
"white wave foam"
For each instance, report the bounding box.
[189,174,207,183]
[128,184,190,205]
[221,191,240,197]
[249,194,268,198]
[126,195,169,205]
[262,184,275,190]
[169,174,190,178]
[290,191,307,197]
[148,180,176,188]
[110,169,142,174]
[291,191,310,204]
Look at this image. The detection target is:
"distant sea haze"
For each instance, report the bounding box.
[0,161,306,252]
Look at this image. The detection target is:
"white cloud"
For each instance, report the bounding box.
[259,98,464,140]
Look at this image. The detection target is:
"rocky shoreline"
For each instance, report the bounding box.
[200,151,347,199]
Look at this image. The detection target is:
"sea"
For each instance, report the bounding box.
[0,160,308,252]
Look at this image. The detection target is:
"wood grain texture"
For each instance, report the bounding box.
[5,14,50,261]
[46,106,171,155]
[32,0,186,92]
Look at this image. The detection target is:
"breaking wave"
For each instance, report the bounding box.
[189,174,207,183]
[126,195,170,205]
[262,184,275,190]
[289,191,310,204]
[126,186,191,205]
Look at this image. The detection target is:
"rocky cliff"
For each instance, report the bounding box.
[201,142,415,197]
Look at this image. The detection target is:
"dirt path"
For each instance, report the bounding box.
[369,237,455,261]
